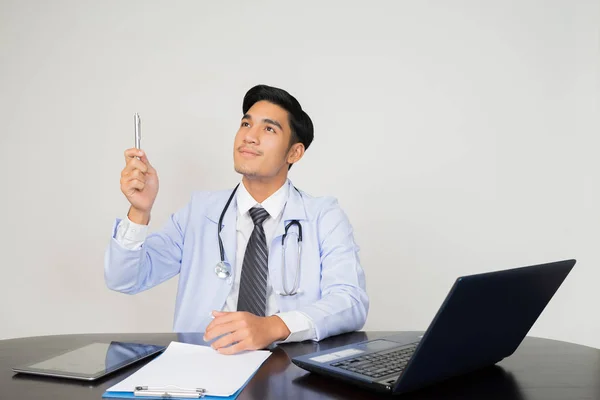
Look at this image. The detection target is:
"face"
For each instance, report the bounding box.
[233,100,304,179]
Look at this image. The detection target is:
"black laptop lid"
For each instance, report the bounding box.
[395,259,575,394]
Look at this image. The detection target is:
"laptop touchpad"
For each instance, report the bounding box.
[357,340,400,352]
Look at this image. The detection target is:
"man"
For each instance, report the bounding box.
[105,85,368,354]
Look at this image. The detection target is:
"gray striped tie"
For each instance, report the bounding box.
[237,207,270,316]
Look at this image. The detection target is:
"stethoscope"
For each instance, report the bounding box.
[214,184,303,296]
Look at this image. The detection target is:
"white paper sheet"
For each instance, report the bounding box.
[107,341,271,397]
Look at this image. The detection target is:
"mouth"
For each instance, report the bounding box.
[238,148,261,157]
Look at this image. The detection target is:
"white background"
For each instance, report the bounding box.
[1,0,599,348]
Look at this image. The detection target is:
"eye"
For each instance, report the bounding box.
[265,126,276,133]
[241,121,250,128]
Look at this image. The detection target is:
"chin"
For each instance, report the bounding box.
[234,164,258,177]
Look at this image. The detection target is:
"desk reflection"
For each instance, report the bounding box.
[104,341,164,370]
[293,364,525,400]
[239,332,371,400]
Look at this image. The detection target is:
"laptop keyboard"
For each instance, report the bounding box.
[330,344,417,380]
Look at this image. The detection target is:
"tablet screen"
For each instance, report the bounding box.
[15,341,165,380]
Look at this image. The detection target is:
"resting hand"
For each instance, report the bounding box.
[203,311,290,355]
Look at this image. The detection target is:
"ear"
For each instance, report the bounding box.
[287,143,305,166]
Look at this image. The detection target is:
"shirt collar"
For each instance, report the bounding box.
[236,179,290,220]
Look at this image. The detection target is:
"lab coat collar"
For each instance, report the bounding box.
[204,179,307,225]
[204,187,238,270]
[273,180,308,241]
[280,179,308,222]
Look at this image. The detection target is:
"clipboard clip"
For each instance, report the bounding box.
[134,385,206,398]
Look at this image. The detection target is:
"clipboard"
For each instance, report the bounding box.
[102,342,271,400]
[103,378,251,399]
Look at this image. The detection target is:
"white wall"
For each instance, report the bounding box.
[1,0,599,348]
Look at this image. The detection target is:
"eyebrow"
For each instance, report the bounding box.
[242,114,283,131]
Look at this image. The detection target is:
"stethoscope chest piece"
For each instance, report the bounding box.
[215,261,231,279]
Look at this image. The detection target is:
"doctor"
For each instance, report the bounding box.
[105,85,369,354]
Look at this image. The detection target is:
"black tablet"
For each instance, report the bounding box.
[12,341,165,381]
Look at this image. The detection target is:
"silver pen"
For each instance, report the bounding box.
[134,113,142,150]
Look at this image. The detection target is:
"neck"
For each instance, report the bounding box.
[242,174,288,203]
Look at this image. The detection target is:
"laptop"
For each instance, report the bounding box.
[292,259,575,394]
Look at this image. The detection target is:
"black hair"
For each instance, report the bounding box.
[242,85,314,162]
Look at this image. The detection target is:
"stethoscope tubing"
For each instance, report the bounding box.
[216,184,303,296]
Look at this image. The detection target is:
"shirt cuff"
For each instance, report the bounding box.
[275,311,317,343]
[114,216,149,250]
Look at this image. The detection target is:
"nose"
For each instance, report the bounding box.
[243,125,259,145]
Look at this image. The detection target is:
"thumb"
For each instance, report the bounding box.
[212,311,229,317]
[139,152,153,169]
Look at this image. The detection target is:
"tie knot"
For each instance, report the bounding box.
[249,207,269,225]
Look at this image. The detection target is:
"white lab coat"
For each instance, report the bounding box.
[104,180,369,340]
